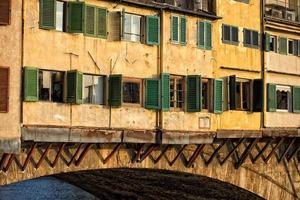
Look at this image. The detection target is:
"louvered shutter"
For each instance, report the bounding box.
[146,16,160,45]
[0,68,9,112]
[267,83,276,112]
[265,32,270,52]
[171,16,179,42]
[108,11,121,41]
[39,0,56,29]
[67,2,85,33]
[85,5,96,36]
[108,75,122,107]
[67,70,83,104]
[180,17,186,45]
[279,37,287,55]
[0,0,10,25]
[198,22,205,49]
[229,75,236,110]
[214,79,223,113]
[145,79,160,110]
[97,8,107,38]
[205,22,212,50]
[293,86,300,113]
[161,73,170,111]
[23,67,39,102]
[186,75,200,112]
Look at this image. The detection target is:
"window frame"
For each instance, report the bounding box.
[55,0,67,32]
[122,77,143,107]
[82,73,106,105]
[288,39,294,55]
[123,12,143,43]
[243,28,259,49]
[170,15,186,45]
[222,24,239,46]
[269,35,277,52]
[276,85,292,112]
[170,75,185,111]
[201,78,210,111]
[235,78,251,111]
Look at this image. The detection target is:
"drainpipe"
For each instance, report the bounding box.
[158,8,164,131]
[20,0,25,125]
[260,0,266,129]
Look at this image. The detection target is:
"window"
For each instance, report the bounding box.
[235,79,250,111]
[171,16,186,45]
[202,79,209,110]
[222,24,239,45]
[244,29,259,48]
[123,78,142,105]
[83,74,104,105]
[198,21,212,50]
[269,35,277,52]
[279,37,287,54]
[39,70,64,103]
[288,39,294,55]
[229,76,252,111]
[0,67,9,112]
[276,85,291,112]
[234,0,249,3]
[56,1,66,31]
[124,13,142,42]
[170,76,184,109]
[0,0,11,25]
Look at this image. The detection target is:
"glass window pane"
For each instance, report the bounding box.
[94,76,104,105]
[242,82,250,110]
[231,27,239,42]
[277,90,288,110]
[123,82,140,104]
[224,25,230,41]
[252,31,259,46]
[124,13,141,42]
[56,1,64,31]
[51,71,64,103]
[244,29,251,45]
[83,75,93,104]
[39,71,51,101]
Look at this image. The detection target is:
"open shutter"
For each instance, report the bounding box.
[0,68,9,112]
[23,67,39,102]
[180,17,186,45]
[108,11,121,41]
[97,8,107,38]
[205,22,212,50]
[197,22,205,48]
[278,37,287,55]
[298,40,300,56]
[146,16,160,45]
[214,79,223,113]
[161,73,170,111]
[39,0,56,29]
[229,75,236,110]
[293,86,300,113]
[186,75,200,112]
[0,0,10,25]
[293,40,298,56]
[252,79,263,112]
[267,83,276,112]
[67,2,85,33]
[171,16,179,42]
[85,5,96,36]
[67,70,83,104]
[145,79,160,110]
[108,75,122,107]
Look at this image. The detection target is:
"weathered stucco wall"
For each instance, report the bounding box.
[0,0,22,149]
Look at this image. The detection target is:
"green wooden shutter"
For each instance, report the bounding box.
[146,16,160,45]
[186,75,200,112]
[171,16,179,42]
[229,75,236,110]
[23,67,39,102]
[108,75,122,107]
[298,40,300,56]
[214,79,223,113]
[279,37,287,55]
[67,70,83,104]
[40,0,56,29]
[67,2,85,33]
[85,5,96,36]
[264,32,270,52]
[199,76,202,111]
[293,86,300,113]
[97,8,107,38]
[145,79,160,110]
[161,73,170,111]
[180,17,186,45]
[197,22,205,49]
[267,83,276,112]
[205,22,212,50]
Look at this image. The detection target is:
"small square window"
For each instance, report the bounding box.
[123,79,142,105]
[170,76,185,110]
[276,85,291,112]
[235,79,250,111]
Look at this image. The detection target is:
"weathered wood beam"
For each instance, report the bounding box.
[205,139,227,166]
[103,143,122,164]
[139,144,158,162]
[51,143,66,168]
[234,138,259,169]
[22,143,37,171]
[67,143,83,167]
[186,144,205,168]
[153,145,171,164]
[220,138,245,166]
[169,145,187,166]
[132,144,146,163]
[277,138,296,163]
[263,138,285,163]
[36,143,52,169]
[74,143,92,166]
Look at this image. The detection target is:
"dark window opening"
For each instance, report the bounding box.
[222,25,239,45]
[288,40,294,55]
[276,86,291,111]
[235,80,250,111]
[244,29,259,48]
[202,79,209,110]
[270,36,277,52]
[39,70,64,103]
[170,76,184,109]
[123,81,141,104]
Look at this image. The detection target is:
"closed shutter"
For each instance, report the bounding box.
[267,83,276,112]
[145,79,160,110]
[198,22,205,48]
[298,41,300,56]
[67,70,83,104]
[279,37,287,55]
[265,32,270,52]
[205,22,212,50]
[252,79,263,112]
[293,86,300,113]
[293,40,299,56]
[229,75,236,110]
[39,0,56,29]
[107,11,121,41]
[171,16,179,42]
[0,68,9,112]
[214,79,223,113]
[161,73,170,111]
[0,0,10,25]
[180,17,186,45]
[186,75,200,112]
[146,16,160,45]
[67,2,85,33]
[85,5,96,36]
[23,67,39,102]
[97,8,107,38]
[108,75,122,107]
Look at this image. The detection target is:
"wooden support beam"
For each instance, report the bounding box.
[153,145,171,164]
[264,138,285,163]
[22,143,37,171]
[103,143,122,164]
[205,139,227,166]
[51,143,66,168]
[75,143,92,166]
[220,138,244,166]
[36,144,52,169]
[234,138,259,169]
[169,145,187,166]
[277,138,296,163]
[132,144,146,163]
[139,144,157,163]
[67,143,84,166]
[0,153,10,171]
[186,144,205,168]
[251,139,273,163]
[287,144,300,162]
[3,154,14,172]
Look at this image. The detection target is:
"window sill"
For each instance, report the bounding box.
[276,109,289,112]
[122,103,142,108]
[222,40,239,46]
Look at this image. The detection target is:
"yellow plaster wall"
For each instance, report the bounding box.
[0,1,22,139]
